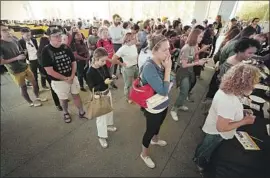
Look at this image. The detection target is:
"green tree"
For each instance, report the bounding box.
[236,1,269,21]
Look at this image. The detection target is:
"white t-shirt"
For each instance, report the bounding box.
[115,44,138,67]
[108,25,124,44]
[26,40,37,61]
[138,48,152,71]
[202,89,244,140]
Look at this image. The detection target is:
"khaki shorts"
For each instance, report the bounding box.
[11,66,35,86]
[51,76,80,100]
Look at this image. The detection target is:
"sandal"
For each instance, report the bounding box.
[79,111,88,120]
[63,113,72,123]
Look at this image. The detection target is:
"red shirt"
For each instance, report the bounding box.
[96,39,114,68]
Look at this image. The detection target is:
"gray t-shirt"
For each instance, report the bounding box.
[177,44,196,74]
[175,44,196,87]
[0,39,28,74]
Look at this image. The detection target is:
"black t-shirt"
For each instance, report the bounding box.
[41,44,75,81]
[86,65,111,92]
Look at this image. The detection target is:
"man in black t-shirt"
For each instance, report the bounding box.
[41,28,87,123]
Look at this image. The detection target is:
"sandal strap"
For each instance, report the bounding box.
[63,113,71,123]
[79,111,88,119]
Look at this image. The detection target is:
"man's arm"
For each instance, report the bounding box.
[71,61,77,79]
[44,67,68,81]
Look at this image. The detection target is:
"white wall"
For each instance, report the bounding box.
[193,1,211,23]
[1,1,30,20]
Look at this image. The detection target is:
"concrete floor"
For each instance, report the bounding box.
[1,68,214,177]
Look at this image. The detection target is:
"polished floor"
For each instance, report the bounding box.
[1,68,214,177]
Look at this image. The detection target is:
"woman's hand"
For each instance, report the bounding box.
[162,54,172,70]
[197,59,207,66]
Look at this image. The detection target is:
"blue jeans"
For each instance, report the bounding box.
[173,76,190,109]
[193,133,223,168]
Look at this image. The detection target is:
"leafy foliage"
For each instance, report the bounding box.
[236,1,269,21]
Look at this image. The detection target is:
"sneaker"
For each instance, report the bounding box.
[26,82,32,87]
[179,105,189,111]
[150,139,167,146]
[42,86,50,91]
[29,101,42,107]
[186,96,194,102]
[80,87,87,92]
[170,110,179,121]
[36,97,48,102]
[127,100,133,104]
[193,158,204,173]
[99,138,108,148]
[140,154,155,169]
[107,126,117,132]
[56,105,63,111]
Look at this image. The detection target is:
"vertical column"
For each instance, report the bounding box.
[193,1,211,23]
[217,1,237,22]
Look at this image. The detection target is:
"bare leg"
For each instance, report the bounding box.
[29,79,39,98]
[152,135,158,142]
[20,85,33,103]
[141,145,149,157]
[61,99,69,114]
[72,94,84,114]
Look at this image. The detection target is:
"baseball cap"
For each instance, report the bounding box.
[47,28,62,36]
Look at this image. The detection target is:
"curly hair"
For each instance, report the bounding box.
[220,63,260,96]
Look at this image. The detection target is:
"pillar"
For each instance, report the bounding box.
[217,1,237,22]
[193,1,211,23]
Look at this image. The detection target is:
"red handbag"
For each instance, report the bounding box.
[129,77,155,108]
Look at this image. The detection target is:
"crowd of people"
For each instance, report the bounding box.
[1,13,269,176]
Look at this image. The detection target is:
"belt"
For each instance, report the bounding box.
[97,89,109,95]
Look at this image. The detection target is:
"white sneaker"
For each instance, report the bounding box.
[29,101,42,107]
[107,126,117,132]
[170,110,179,121]
[140,154,155,169]
[36,97,48,102]
[151,140,167,146]
[99,138,108,148]
[179,105,189,111]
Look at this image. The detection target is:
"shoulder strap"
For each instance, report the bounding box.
[139,58,154,78]
[47,46,54,62]
[100,40,104,47]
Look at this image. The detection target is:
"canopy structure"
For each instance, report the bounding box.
[1,1,238,24]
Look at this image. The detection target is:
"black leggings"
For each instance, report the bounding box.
[205,70,220,99]
[142,108,168,148]
[39,67,61,106]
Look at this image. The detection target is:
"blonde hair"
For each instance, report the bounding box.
[220,63,260,96]
[98,26,108,37]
